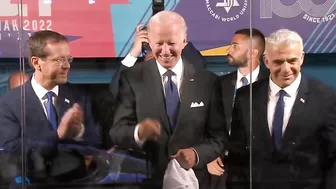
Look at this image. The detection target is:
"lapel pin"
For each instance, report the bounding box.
[65,98,70,104]
[300,98,305,103]
[189,79,194,82]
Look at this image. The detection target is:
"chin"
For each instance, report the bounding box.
[57,78,68,84]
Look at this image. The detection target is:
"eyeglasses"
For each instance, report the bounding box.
[42,56,74,66]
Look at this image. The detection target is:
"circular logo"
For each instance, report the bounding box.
[205,0,248,22]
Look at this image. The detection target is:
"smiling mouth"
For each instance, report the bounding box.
[160,55,172,60]
[282,75,292,79]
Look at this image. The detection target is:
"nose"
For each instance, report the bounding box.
[162,43,170,55]
[228,46,234,55]
[281,62,291,73]
[62,60,71,69]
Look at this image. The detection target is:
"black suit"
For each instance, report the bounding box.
[210,68,269,189]
[220,68,269,130]
[227,75,336,189]
[109,42,207,99]
[0,79,102,182]
[110,59,227,187]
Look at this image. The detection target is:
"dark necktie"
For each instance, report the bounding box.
[46,91,58,131]
[241,77,248,87]
[164,70,180,129]
[272,90,286,149]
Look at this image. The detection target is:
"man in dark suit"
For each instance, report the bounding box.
[110,11,227,188]
[109,24,207,99]
[227,29,336,189]
[0,31,102,181]
[207,28,269,188]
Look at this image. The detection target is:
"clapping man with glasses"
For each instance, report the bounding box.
[0,31,102,172]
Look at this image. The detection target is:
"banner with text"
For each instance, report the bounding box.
[0,0,335,57]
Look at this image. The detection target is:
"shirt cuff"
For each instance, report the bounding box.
[190,147,200,166]
[73,123,85,141]
[134,124,145,147]
[121,53,138,67]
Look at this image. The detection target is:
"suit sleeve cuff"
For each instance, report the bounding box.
[190,147,200,166]
[121,53,138,67]
[73,124,85,141]
[134,124,145,147]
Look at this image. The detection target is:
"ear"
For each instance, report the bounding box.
[182,34,188,48]
[253,49,259,58]
[263,55,270,69]
[31,56,41,70]
[300,51,305,66]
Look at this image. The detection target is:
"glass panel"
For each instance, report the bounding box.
[248,1,336,189]
[0,0,28,189]
[14,0,155,188]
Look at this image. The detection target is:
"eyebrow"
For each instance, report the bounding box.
[288,58,298,62]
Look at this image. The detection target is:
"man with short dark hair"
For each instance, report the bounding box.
[0,30,101,162]
[207,28,269,189]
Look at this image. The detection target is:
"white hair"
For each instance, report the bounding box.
[266,29,303,52]
[147,11,188,35]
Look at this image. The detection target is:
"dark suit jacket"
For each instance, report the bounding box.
[110,59,227,187]
[0,80,102,157]
[109,42,207,98]
[227,75,336,189]
[220,67,269,130]
[210,68,269,189]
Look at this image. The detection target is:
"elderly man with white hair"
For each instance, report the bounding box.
[110,11,227,188]
[226,28,336,189]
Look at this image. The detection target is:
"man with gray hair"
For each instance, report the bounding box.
[110,11,227,187]
[227,29,336,189]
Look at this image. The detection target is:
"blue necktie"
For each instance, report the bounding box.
[273,90,286,149]
[46,91,58,131]
[164,70,180,129]
[241,77,248,87]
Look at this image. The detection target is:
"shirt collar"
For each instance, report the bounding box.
[156,57,184,78]
[237,65,260,84]
[31,74,59,100]
[269,73,301,97]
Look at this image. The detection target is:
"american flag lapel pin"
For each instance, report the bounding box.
[300,98,305,103]
[64,98,70,104]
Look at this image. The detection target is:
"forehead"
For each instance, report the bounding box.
[45,41,70,57]
[267,43,302,59]
[148,23,184,40]
[231,34,248,44]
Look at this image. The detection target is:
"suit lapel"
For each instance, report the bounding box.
[58,84,72,123]
[25,80,50,127]
[227,71,237,100]
[257,67,270,80]
[144,60,171,134]
[281,76,309,147]
[222,72,237,130]
[253,80,274,151]
[173,61,197,133]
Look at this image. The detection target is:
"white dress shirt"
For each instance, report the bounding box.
[267,73,301,135]
[31,75,59,116]
[236,65,260,89]
[121,53,138,67]
[31,75,84,139]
